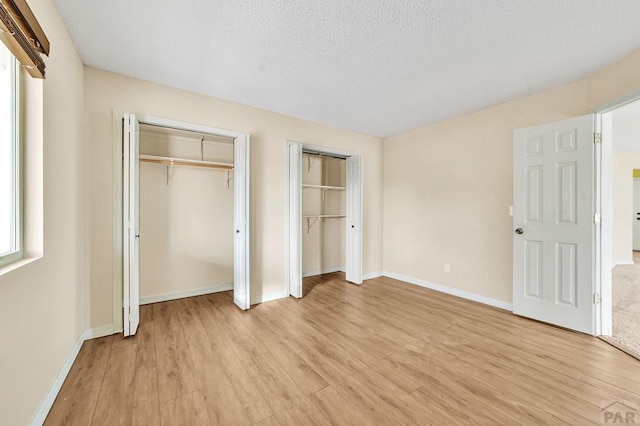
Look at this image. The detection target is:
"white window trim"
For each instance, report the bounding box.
[0,51,23,268]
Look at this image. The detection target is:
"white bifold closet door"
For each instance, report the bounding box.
[345,155,363,284]
[233,134,251,310]
[288,142,303,298]
[123,113,140,337]
[123,114,252,337]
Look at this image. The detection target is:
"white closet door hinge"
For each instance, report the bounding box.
[594,213,601,224]
[594,133,601,144]
[593,293,601,304]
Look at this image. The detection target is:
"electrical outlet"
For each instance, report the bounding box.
[444,263,451,273]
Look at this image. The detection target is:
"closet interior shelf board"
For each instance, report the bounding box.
[139,154,233,170]
[302,184,346,190]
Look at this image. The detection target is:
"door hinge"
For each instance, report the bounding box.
[594,133,601,144]
[594,213,601,224]
[593,293,601,304]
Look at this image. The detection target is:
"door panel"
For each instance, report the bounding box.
[123,113,140,336]
[345,155,363,284]
[556,242,577,307]
[233,135,250,310]
[288,142,302,298]
[525,166,543,222]
[524,240,542,299]
[557,162,577,223]
[513,114,595,334]
[633,180,640,251]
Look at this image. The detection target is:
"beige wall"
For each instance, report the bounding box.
[612,153,640,265]
[302,155,346,275]
[139,129,234,297]
[2,8,640,422]
[383,47,640,304]
[0,0,87,424]
[85,68,384,327]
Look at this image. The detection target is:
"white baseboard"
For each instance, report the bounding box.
[30,324,116,426]
[363,271,383,280]
[303,266,345,278]
[139,283,233,305]
[251,291,289,305]
[81,324,118,340]
[615,260,635,266]
[302,269,383,281]
[382,271,513,311]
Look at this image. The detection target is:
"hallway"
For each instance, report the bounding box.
[611,251,640,356]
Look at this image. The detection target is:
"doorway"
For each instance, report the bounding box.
[117,113,251,336]
[602,99,640,355]
[286,141,363,298]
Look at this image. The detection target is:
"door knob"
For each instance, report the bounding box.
[515,228,524,235]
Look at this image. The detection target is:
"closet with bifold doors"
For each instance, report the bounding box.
[138,124,235,303]
[302,152,346,278]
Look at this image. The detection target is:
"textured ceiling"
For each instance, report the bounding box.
[53,1,640,137]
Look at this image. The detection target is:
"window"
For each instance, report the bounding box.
[0,42,21,267]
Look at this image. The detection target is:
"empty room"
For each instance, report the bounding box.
[2,0,640,424]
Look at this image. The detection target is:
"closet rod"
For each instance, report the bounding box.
[302,151,347,160]
[139,154,233,171]
[141,122,235,142]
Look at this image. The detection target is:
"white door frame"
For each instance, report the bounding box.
[591,88,640,337]
[113,111,251,333]
[286,141,363,298]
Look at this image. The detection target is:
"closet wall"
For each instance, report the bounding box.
[302,154,346,276]
[139,125,234,299]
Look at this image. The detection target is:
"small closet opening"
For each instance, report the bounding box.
[286,140,362,299]
[302,152,346,286]
[138,124,235,303]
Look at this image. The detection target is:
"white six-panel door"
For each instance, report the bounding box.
[123,113,140,336]
[513,114,596,334]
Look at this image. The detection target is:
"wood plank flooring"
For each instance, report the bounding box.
[45,273,640,425]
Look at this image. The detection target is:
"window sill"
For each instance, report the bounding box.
[0,255,42,277]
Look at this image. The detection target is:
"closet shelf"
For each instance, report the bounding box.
[302,184,346,191]
[139,154,233,171]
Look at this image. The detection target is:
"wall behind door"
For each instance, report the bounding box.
[302,155,346,276]
[139,129,234,298]
[384,47,640,305]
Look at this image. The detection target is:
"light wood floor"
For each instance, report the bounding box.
[45,273,640,425]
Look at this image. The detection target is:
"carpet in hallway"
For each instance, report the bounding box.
[611,253,640,357]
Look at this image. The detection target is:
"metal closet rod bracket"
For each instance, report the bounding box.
[226,170,234,189]
[307,155,320,172]
[306,217,319,233]
[167,164,173,186]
